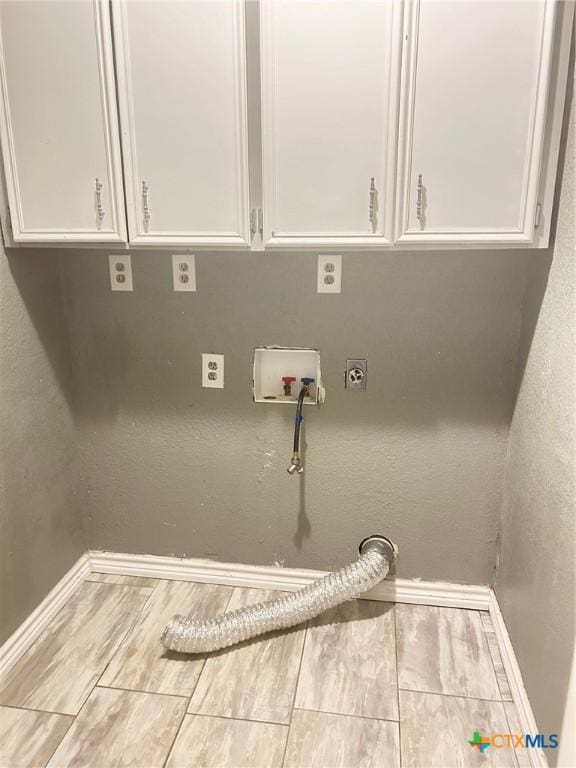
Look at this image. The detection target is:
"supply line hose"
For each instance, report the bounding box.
[293,383,307,452]
[287,380,312,475]
[161,535,398,654]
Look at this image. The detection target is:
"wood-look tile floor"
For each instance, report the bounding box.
[0,573,526,768]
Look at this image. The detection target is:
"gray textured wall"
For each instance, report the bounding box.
[59,246,541,584]
[496,83,575,764]
[0,245,84,644]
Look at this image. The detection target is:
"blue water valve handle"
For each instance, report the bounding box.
[301,377,315,386]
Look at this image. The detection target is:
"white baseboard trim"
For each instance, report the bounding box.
[489,590,546,768]
[0,553,91,683]
[88,550,491,610]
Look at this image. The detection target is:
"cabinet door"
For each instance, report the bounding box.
[113,0,250,246]
[396,0,556,244]
[261,0,401,247]
[0,1,125,243]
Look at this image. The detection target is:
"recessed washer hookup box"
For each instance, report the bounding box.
[252,347,323,405]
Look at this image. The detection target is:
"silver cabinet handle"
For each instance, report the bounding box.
[95,178,105,225]
[369,177,376,230]
[416,174,423,222]
[142,180,151,227]
[250,208,264,240]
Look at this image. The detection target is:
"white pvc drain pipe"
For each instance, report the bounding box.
[161,535,398,654]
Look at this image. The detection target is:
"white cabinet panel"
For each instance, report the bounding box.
[113,0,250,246]
[396,0,556,244]
[261,0,400,246]
[0,1,125,242]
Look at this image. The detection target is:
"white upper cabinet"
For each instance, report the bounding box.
[0,0,125,242]
[0,0,569,250]
[396,0,557,244]
[260,0,401,247]
[113,0,250,246]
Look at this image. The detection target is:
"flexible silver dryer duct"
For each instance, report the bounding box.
[161,535,398,654]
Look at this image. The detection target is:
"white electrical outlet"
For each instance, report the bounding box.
[109,254,133,292]
[317,254,342,293]
[172,254,196,292]
[202,353,224,389]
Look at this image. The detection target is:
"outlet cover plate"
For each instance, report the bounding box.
[109,254,133,291]
[317,254,342,293]
[202,353,224,389]
[172,254,196,292]
[345,358,367,391]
